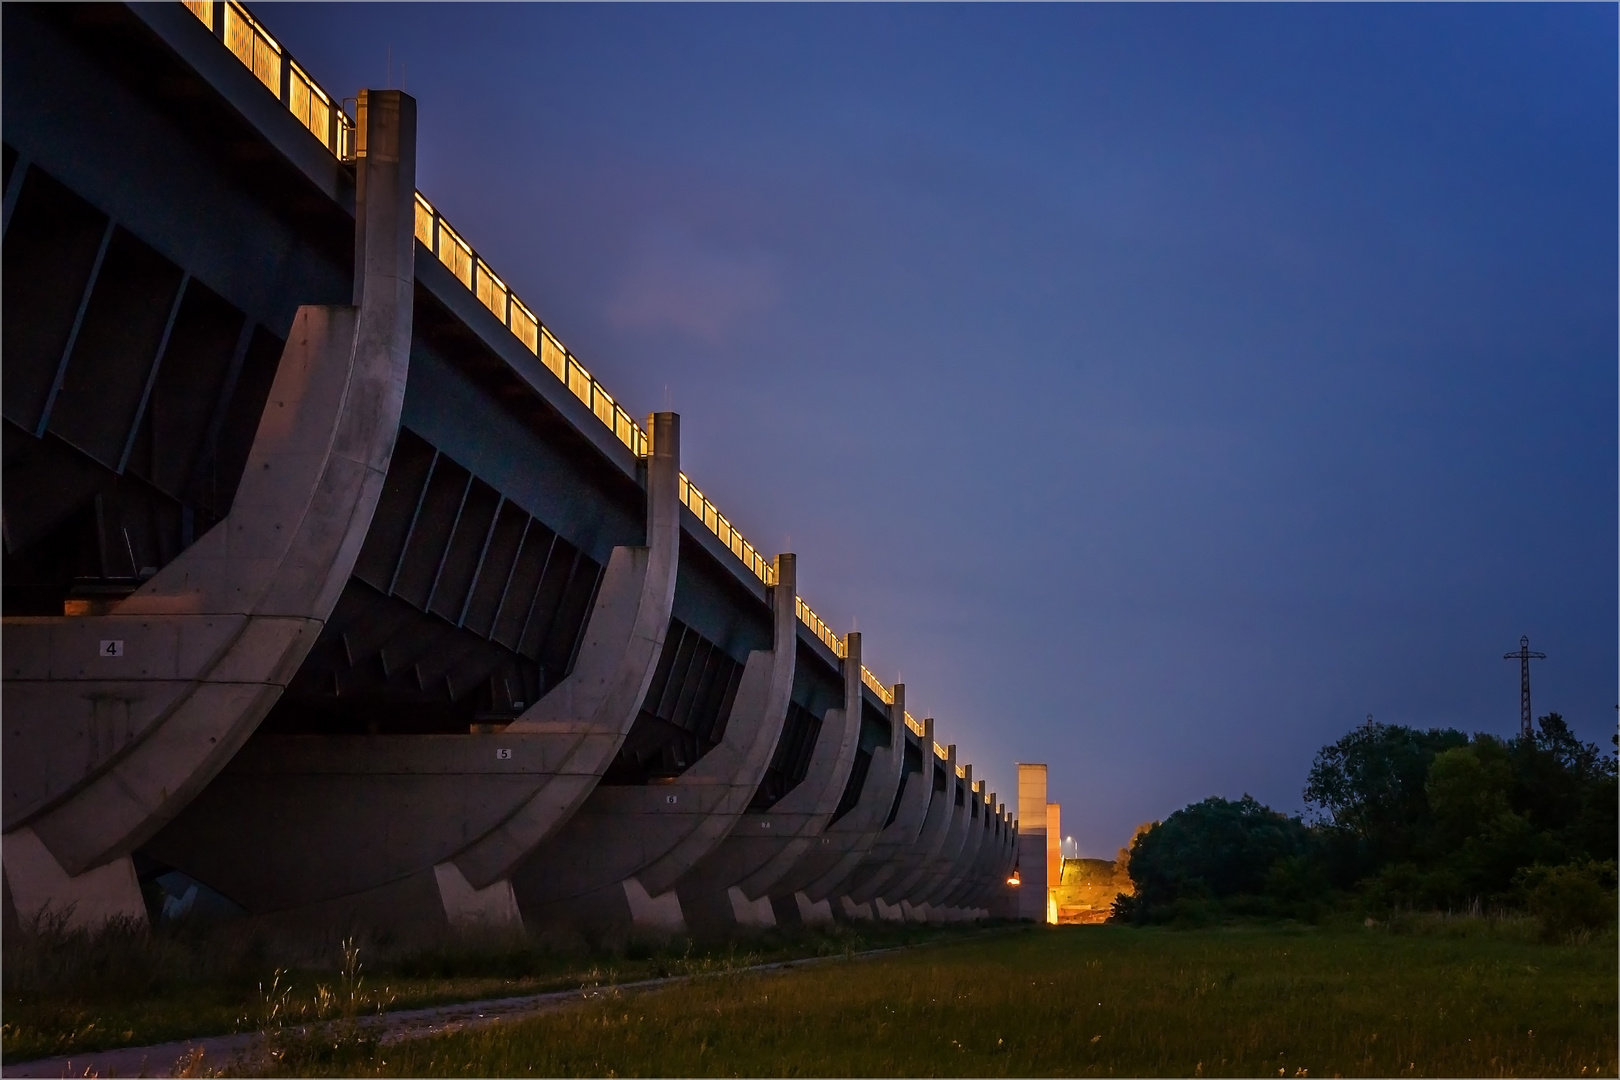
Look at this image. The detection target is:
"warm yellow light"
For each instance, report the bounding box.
[1007,870,1021,887]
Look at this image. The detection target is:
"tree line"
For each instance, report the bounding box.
[1112,714,1617,936]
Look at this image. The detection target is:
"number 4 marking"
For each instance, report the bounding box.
[100,640,124,657]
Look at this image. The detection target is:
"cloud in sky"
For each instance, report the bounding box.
[605,224,780,345]
[266,3,1615,857]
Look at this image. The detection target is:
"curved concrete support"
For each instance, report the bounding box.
[901,763,971,918]
[771,680,906,910]
[981,806,1017,914]
[507,553,799,932]
[949,790,999,912]
[842,718,935,905]
[959,790,1005,917]
[932,780,987,914]
[670,631,862,934]
[143,413,682,923]
[992,814,1021,918]
[1,91,417,928]
[447,411,681,890]
[874,743,957,906]
[913,764,976,918]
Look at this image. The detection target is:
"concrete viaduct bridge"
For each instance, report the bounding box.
[1,2,1019,938]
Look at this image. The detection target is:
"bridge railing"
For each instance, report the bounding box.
[186,0,919,727]
[903,711,925,738]
[860,665,894,706]
[187,2,355,160]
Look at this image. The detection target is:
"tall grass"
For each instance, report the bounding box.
[1,911,987,1063]
[248,922,1617,1078]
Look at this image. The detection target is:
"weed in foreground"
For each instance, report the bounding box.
[240,923,1617,1078]
[2,911,986,1063]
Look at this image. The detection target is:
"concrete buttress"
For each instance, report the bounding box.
[876,743,958,909]
[931,778,988,917]
[143,413,682,930]
[1,90,417,929]
[772,683,908,913]
[507,553,799,935]
[908,763,974,919]
[670,632,863,936]
[842,717,936,905]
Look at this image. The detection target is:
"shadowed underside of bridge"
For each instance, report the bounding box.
[0,0,1019,936]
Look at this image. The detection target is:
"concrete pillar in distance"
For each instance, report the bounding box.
[1016,763,1048,922]
[1047,801,1062,914]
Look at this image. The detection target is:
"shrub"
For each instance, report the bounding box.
[1516,860,1617,941]
[1125,796,1314,922]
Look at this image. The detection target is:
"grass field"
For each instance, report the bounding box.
[246,918,1617,1078]
[0,917,961,1063]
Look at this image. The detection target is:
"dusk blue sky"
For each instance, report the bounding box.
[271,3,1616,857]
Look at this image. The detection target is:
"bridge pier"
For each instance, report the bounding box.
[670,633,862,937]
[506,554,798,938]
[142,413,683,933]
[2,89,417,930]
[870,742,958,912]
[843,716,935,905]
[3,2,1020,941]
[765,679,906,917]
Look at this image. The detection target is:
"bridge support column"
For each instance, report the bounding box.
[506,553,797,939]
[444,411,682,903]
[1016,763,1048,921]
[670,631,863,938]
[432,863,522,932]
[838,896,874,921]
[2,90,417,930]
[727,886,776,928]
[144,414,681,933]
[2,828,143,930]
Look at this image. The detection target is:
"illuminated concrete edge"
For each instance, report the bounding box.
[1016,763,1048,921]
[842,716,937,905]
[668,634,864,936]
[768,682,908,918]
[930,779,989,918]
[143,414,682,931]
[1,90,418,930]
[878,743,959,907]
[507,554,799,936]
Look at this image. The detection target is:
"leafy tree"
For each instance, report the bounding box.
[1116,712,1616,926]
[1302,721,1467,879]
[1425,740,1514,848]
[1123,796,1312,921]
[1508,714,1618,863]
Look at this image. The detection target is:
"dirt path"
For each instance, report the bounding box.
[5,949,904,1078]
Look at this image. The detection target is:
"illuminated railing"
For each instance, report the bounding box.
[678,474,775,586]
[860,666,892,705]
[955,764,967,779]
[186,0,948,716]
[933,742,949,761]
[186,2,354,159]
[795,598,844,658]
[903,711,925,738]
